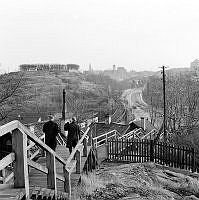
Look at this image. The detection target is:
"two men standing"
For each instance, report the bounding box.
[43,115,80,154]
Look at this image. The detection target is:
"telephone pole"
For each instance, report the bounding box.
[62,89,66,121]
[161,66,167,142]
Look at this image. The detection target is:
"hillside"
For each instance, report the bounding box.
[2,71,126,124]
[74,162,199,200]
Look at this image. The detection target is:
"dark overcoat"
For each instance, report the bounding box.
[43,121,59,150]
[64,122,80,148]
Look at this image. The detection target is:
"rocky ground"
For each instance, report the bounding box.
[73,162,199,200]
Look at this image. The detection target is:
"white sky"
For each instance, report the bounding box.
[0,0,199,72]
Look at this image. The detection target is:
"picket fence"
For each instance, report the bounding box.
[108,139,197,173]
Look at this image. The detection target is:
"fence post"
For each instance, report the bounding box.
[150,140,154,162]
[76,150,81,174]
[106,137,109,160]
[12,129,29,198]
[83,138,88,157]
[88,130,92,146]
[46,151,57,194]
[191,148,196,173]
[63,166,71,199]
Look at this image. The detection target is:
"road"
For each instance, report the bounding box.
[122,88,150,120]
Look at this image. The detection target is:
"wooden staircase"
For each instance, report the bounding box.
[0,121,93,200]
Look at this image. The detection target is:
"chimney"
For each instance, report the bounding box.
[140,117,145,131]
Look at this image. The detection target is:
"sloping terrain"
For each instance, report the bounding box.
[2,70,145,124]
[74,162,199,200]
[6,71,109,124]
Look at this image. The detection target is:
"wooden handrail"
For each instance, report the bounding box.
[92,130,119,141]
[0,120,18,137]
[118,128,142,139]
[0,153,15,171]
[65,127,90,166]
[141,129,157,139]
[27,134,45,150]
[92,130,119,148]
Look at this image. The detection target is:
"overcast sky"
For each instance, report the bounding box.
[0,0,199,72]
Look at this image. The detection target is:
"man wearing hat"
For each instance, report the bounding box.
[64,117,81,154]
[43,115,60,151]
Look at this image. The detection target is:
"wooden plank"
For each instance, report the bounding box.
[65,127,90,166]
[192,148,196,173]
[4,172,14,184]
[121,138,124,161]
[138,140,140,163]
[83,138,88,157]
[46,152,57,194]
[165,143,168,166]
[12,129,29,198]
[182,146,185,169]
[168,143,170,167]
[141,140,143,162]
[27,134,45,150]
[150,140,154,162]
[28,159,48,174]
[29,149,40,160]
[66,160,77,172]
[0,188,25,200]
[0,153,15,171]
[126,139,129,161]
[129,139,132,162]
[0,120,18,137]
[76,150,81,174]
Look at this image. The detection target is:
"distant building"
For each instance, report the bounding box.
[66,64,80,72]
[190,59,199,76]
[84,65,130,80]
[19,64,80,72]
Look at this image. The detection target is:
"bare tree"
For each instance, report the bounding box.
[144,72,199,135]
[0,72,27,122]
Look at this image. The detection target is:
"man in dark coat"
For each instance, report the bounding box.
[64,117,81,154]
[43,115,59,151]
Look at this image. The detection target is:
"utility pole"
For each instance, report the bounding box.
[161,66,167,142]
[62,89,66,121]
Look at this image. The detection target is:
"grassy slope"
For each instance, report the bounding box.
[74,162,199,200]
[6,71,109,123]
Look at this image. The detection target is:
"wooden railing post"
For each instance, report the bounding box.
[83,138,88,157]
[192,148,196,173]
[88,130,92,146]
[46,151,57,195]
[150,140,154,162]
[63,167,71,199]
[12,128,29,198]
[1,169,5,183]
[76,150,81,174]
